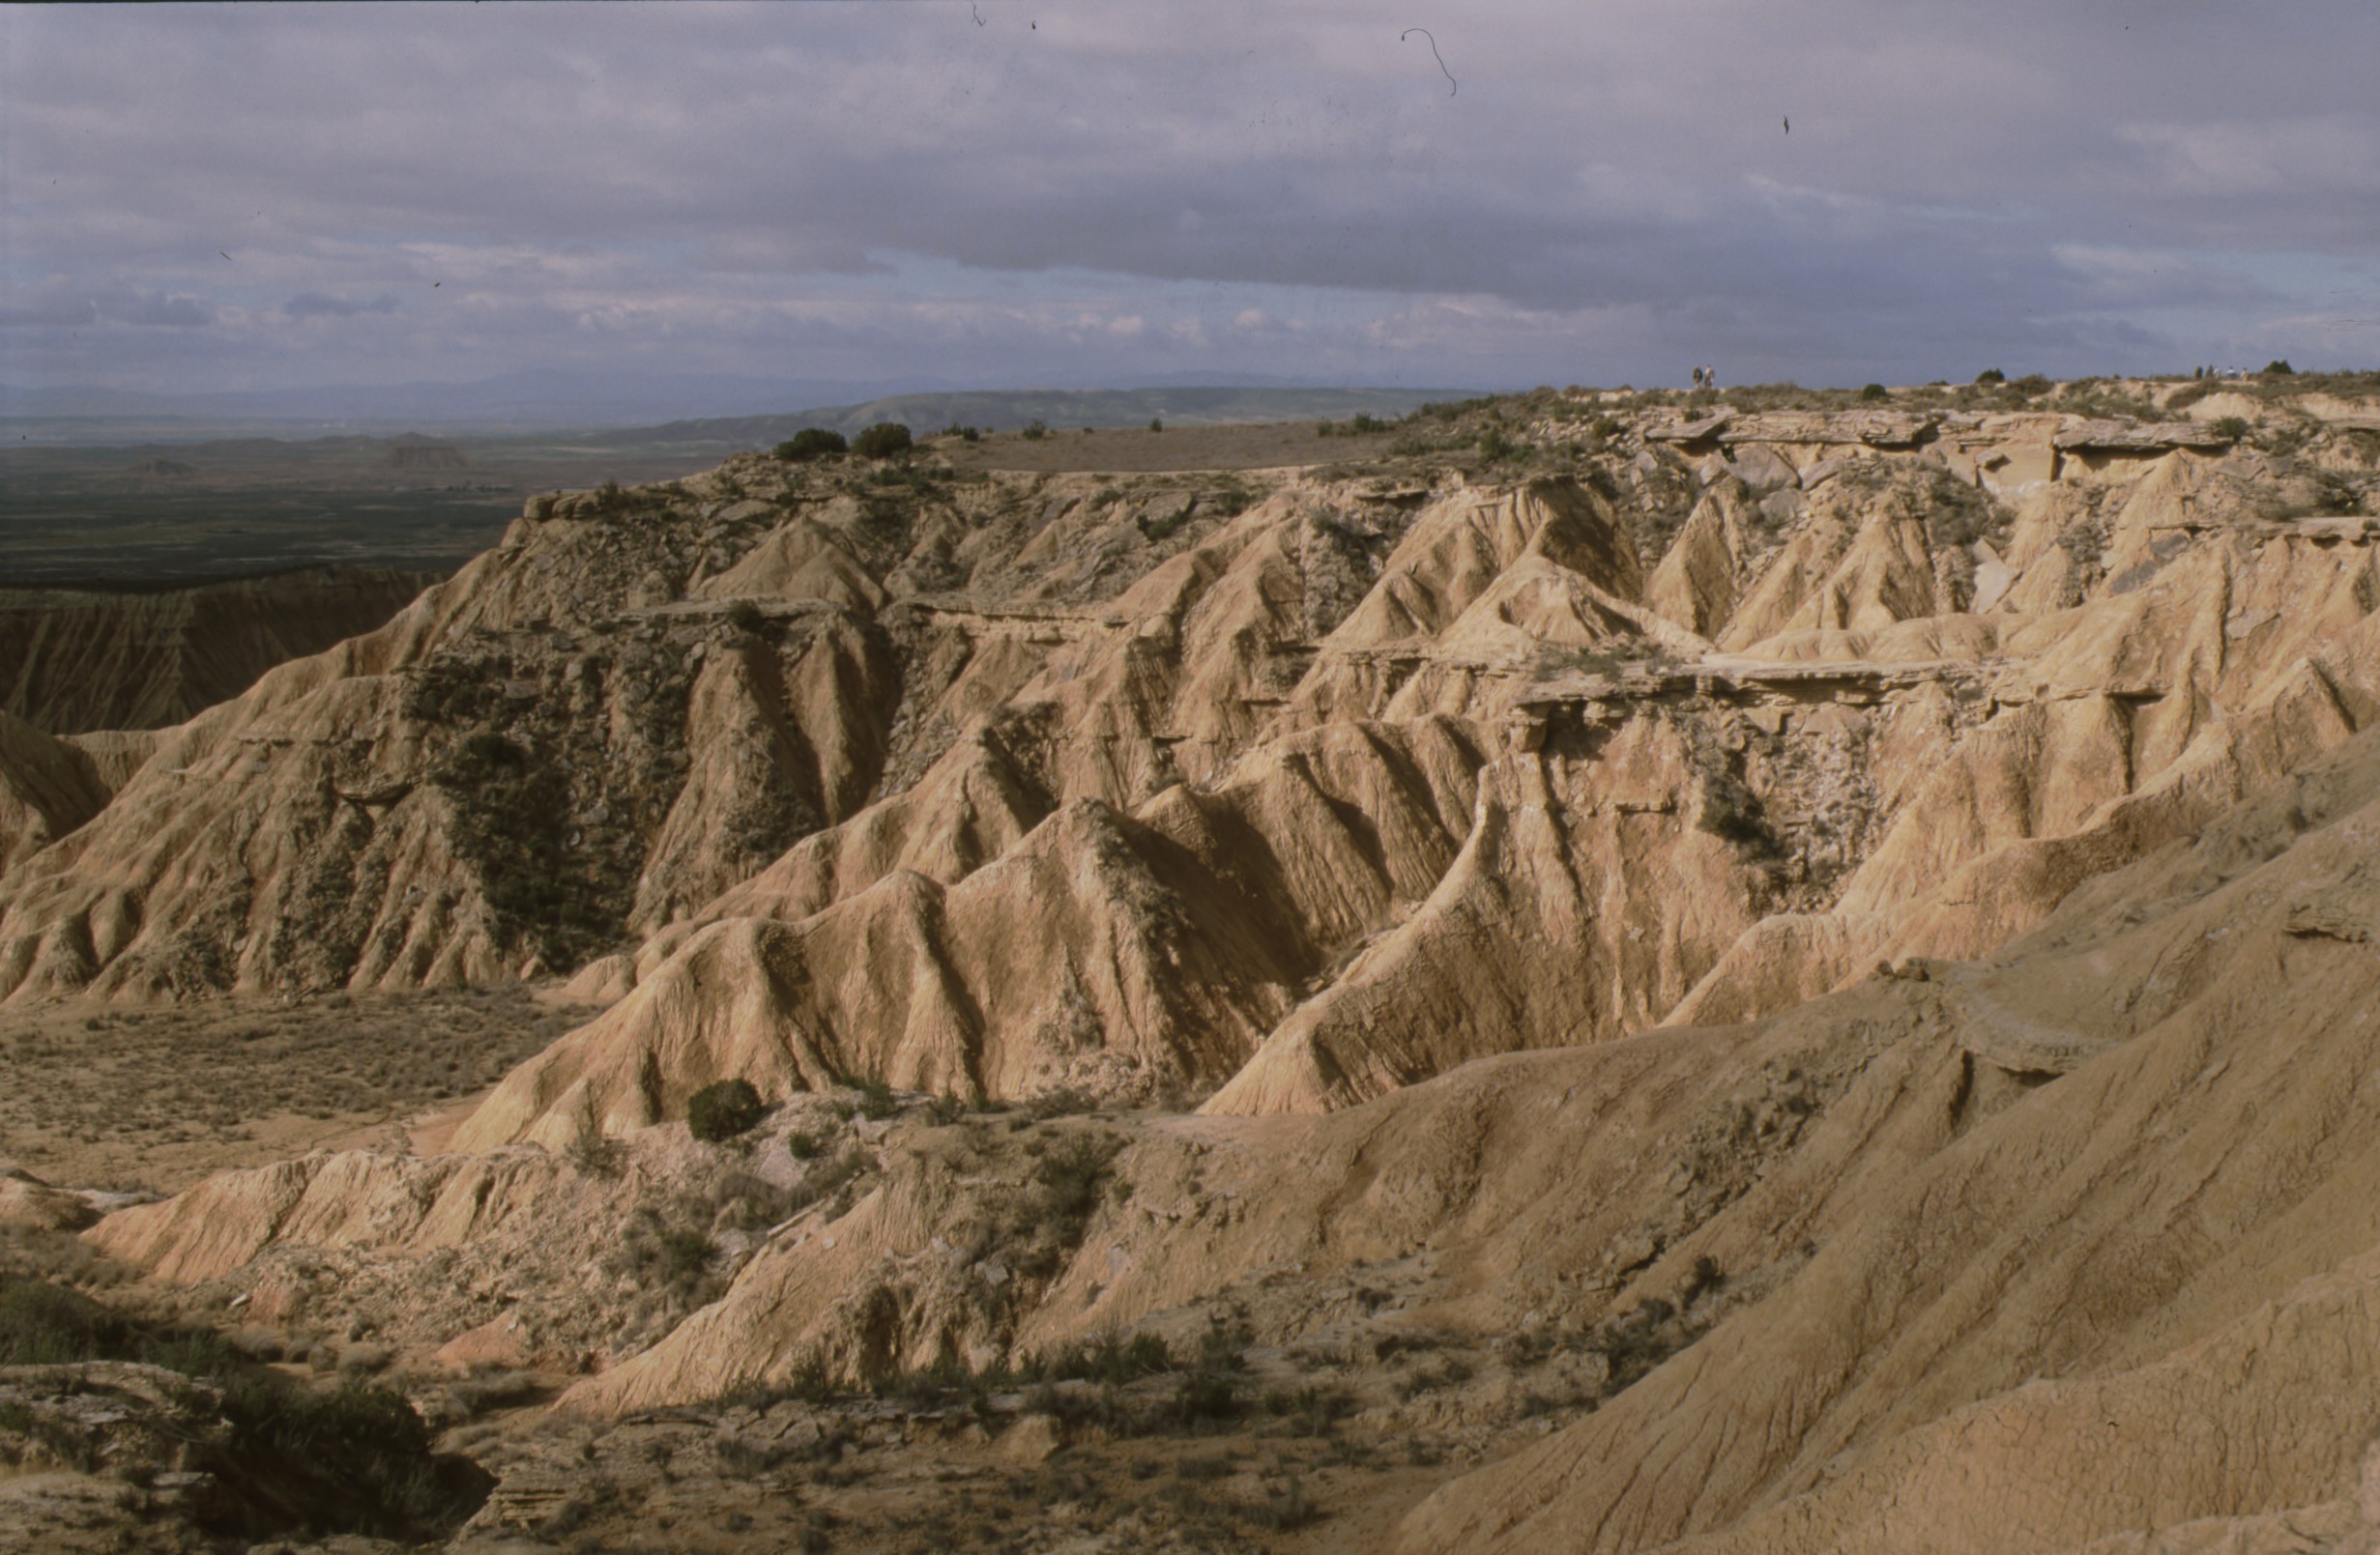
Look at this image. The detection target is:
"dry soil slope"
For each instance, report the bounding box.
[99,711,2380,1555]
[1393,724,2380,1554]
[540,724,2380,1555]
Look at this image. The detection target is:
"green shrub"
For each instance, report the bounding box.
[0,1278,122,1366]
[1021,418,1051,441]
[774,428,847,462]
[1697,771,1771,848]
[855,1078,898,1121]
[686,1078,766,1141]
[786,1131,822,1161]
[1147,418,1164,432]
[723,600,767,635]
[852,421,914,459]
[2212,415,2250,443]
[2263,359,2295,376]
[1974,367,2006,385]
[592,477,645,514]
[429,729,618,966]
[0,1275,479,1538]
[1033,1134,1122,1243]
[1026,1331,1174,1386]
[1170,1368,1242,1425]
[655,1227,712,1282]
[1263,1384,1351,1436]
[1138,502,1193,542]
[1859,383,1889,401]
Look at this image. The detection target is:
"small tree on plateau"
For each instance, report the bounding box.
[687,1079,765,1141]
[774,427,847,462]
[852,421,914,459]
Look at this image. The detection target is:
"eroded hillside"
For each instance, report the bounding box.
[10,375,2380,1553]
[0,564,439,734]
[13,383,2377,1110]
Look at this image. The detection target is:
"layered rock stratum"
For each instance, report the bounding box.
[11,377,2380,1552]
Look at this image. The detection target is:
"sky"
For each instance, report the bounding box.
[3,0,2377,414]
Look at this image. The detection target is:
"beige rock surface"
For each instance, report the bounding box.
[56,389,2380,1553]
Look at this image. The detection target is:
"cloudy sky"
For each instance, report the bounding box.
[4,1,2376,412]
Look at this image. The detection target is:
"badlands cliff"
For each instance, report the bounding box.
[10,376,2380,1551]
[8,388,2375,1123]
[0,563,438,735]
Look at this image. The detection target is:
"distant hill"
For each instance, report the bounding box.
[596,385,1482,450]
[0,564,440,734]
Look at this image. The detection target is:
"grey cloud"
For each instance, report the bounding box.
[4,1,2374,396]
[0,297,101,330]
[120,293,213,328]
[1,282,215,330]
[285,291,403,320]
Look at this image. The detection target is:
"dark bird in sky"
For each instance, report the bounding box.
[1783,115,1790,133]
[218,250,231,260]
